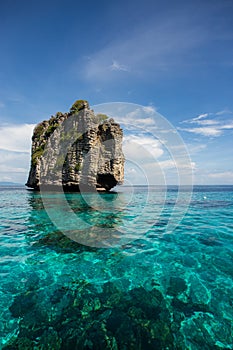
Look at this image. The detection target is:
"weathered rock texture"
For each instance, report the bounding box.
[26,100,124,191]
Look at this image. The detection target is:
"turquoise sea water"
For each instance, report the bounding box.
[0,186,233,349]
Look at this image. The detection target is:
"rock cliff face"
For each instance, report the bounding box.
[26,100,124,191]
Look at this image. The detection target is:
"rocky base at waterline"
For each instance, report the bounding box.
[26,100,124,191]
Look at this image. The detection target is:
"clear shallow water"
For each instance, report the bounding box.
[0,186,233,349]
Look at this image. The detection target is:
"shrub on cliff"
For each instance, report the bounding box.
[44,123,59,138]
[32,123,45,140]
[70,100,89,114]
[96,113,108,123]
[32,146,45,166]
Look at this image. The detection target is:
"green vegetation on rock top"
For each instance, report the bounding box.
[32,123,45,140]
[96,113,108,123]
[70,100,89,114]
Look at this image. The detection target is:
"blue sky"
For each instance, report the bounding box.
[0,0,233,184]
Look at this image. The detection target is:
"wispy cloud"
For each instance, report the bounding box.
[0,149,31,183]
[195,119,219,126]
[194,113,209,120]
[186,143,207,154]
[123,134,164,162]
[179,110,233,137]
[181,113,219,126]
[110,60,129,72]
[0,124,35,152]
[93,103,158,132]
[158,159,196,171]
[0,124,35,183]
[180,126,223,137]
[208,171,233,179]
[82,16,207,82]
[215,109,233,116]
[187,113,209,122]
[204,171,233,184]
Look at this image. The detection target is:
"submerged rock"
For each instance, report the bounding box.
[167,276,187,296]
[26,100,124,191]
[5,280,175,350]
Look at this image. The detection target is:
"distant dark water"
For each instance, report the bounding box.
[0,186,233,349]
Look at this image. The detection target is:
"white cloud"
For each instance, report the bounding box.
[123,135,164,162]
[195,113,209,120]
[0,124,35,152]
[158,159,196,171]
[142,106,156,114]
[0,102,5,108]
[179,126,223,137]
[179,110,233,137]
[0,124,35,183]
[125,108,156,120]
[158,159,176,169]
[221,123,233,130]
[113,106,159,133]
[208,171,233,179]
[0,150,31,183]
[181,113,210,124]
[110,60,129,72]
[195,119,219,126]
[0,164,27,173]
[191,168,233,185]
[122,133,193,185]
[205,171,233,184]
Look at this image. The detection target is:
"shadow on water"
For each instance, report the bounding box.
[26,191,128,251]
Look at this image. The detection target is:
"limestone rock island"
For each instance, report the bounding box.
[26,100,124,191]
